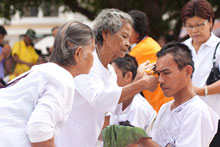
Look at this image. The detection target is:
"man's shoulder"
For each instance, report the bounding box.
[12,40,22,49]
[182,96,217,118]
[187,95,208,109]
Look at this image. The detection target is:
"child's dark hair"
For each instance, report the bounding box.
[119,120,134,127]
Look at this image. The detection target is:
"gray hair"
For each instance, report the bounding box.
[93,8,133,46]
[49,21,94,66]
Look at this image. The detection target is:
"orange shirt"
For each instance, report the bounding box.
[129,36,173,112]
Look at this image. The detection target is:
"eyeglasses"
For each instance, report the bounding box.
[185,19,209,30]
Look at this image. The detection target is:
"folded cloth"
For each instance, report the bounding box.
[102,124,149,147]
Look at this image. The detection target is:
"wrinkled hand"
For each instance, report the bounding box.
[143,75,158,92]
[135,61,155,81]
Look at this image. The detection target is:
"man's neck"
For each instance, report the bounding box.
[171,86,196,110]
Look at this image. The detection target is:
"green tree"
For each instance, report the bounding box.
[1,0,220,41]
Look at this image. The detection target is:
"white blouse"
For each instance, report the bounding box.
[184,33,220,118]
[0,63,75,147]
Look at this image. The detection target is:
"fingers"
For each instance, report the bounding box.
[144,63,156,75]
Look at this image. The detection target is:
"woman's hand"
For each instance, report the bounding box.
[135,61,156,81]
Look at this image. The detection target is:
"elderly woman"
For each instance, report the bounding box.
[181,0,220,146]
[56,9,158,147]
[0,21,95,147]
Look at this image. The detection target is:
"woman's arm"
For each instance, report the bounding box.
[193,80,220,96]
[119,75,157,103]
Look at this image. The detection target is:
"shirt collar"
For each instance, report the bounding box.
[187,33,219,49]
[203,33,219,47]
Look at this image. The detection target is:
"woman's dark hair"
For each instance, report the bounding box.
[0,26,7,35]
[181,0,214,27]
[128,10,149,43]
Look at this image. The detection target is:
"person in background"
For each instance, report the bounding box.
[181,0,220,146]
[0,21,95,147]
[56,8,158,147]
[0,26,10,86]
[52,26,59,38]
[9,29,39,80]
[48,26,59,55]
[128,10,173,112]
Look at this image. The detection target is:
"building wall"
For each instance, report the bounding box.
[0,6,92,47]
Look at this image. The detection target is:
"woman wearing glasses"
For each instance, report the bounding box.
[181,0,220,146]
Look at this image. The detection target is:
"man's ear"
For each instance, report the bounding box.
[74,47,83,64]
[124,71,133,83]
[185,65,193,77]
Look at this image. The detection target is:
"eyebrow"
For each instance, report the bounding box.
[156,68,170,73]
[121,31,129,36]
[185,21,205,25]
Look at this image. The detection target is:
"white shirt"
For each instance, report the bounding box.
[56,51,122,147]
[184,33,220,118]
[0,63,75,147]
[109,93,156,130]
[150,96,218,147]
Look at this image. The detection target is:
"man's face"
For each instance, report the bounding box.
[129,28,139,44]
[156,53,188,98]
[52,28,58,37]
[0,34,5,45]
[24,35,33,45]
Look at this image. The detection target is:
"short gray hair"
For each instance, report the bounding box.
[49,21,94,66]
[93,8,133,46]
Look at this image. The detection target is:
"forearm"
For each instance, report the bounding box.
[13,55,30,65]
[194,80,220,96]
[119,79,145,104]
[206,80,220,95]
[31,137,55,147]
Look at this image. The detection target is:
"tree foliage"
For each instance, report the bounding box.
[1,0,220,41]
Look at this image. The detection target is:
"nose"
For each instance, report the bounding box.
[190,26,199,33]
[125,39,130,49]
[158,75,164,84]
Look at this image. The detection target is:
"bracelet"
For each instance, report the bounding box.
[204,86,208,96]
